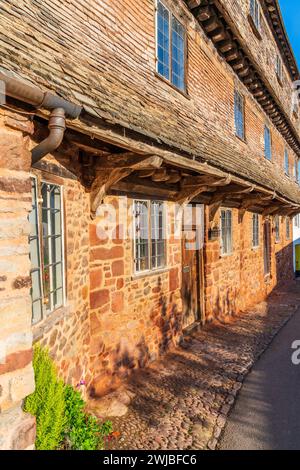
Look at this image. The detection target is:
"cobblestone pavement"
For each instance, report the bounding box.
[107,282,300,450]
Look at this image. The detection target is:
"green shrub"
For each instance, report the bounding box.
[64,385,112,450]
[24,345,113,450]
[24,344,66,450]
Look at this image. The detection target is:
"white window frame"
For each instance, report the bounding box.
[252,213,260,248]
[30,177,66,324]
[133,199,166,275]
[155,0,186,92]
[220,208,233,255]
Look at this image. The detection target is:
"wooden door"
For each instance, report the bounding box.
[181,230,200,329]
[263,221,271,275]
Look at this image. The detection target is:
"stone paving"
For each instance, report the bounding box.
[104,282,300,450]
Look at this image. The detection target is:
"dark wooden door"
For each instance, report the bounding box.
[181,230,200,329]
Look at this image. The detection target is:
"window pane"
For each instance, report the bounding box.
[151,201,165,269]
[134,201,149,272]
[234,91,244,139]
[32,299,43,325]
[264,126,271,160]
[284,149,289,174]
[29,179,44,324]
[171,16,185,91]
[157,1,170,80]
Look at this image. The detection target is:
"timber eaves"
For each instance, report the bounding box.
[186,0,300,157]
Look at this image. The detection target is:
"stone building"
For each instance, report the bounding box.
[0,0,300,449]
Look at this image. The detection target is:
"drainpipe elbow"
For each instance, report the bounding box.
[31,107,66,165]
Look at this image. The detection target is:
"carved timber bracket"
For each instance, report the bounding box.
[90,155,163,218]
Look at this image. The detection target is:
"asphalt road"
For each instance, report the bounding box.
[219,308,300,450]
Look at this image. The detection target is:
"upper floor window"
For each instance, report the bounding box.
[298,159,300,185]
[29,179,65,325]
[156,0,186,92]
[274,215,280,243]
[250,0,261,31]
[234,90,245,140]
[134,199,166,273]
[294,214,300,228]
[276,54,283,83]
[252,213,259,248]
[284,149,289,175]
[220,209,232,255]
[264,125,272,160]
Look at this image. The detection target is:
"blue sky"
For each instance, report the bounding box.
[279,0,300,68]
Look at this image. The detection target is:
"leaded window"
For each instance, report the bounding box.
[234,90,245,140]
[276,54,283,82]
[252,213,259,248]
[284,149,289,175]
[156,0,186,91]
[250,0,261,31]
[29,179,64,324]
[220,209,232,255]
[264,125,272,160]
[134,200,166,273]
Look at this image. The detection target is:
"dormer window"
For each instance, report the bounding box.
[250,0,261,32]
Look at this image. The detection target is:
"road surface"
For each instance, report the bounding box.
[219,308,300,450]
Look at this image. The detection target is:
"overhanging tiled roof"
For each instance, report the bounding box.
[0,0,300,207]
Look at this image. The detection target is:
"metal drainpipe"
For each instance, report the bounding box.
[0,70,82,164]
[31,108,66,164]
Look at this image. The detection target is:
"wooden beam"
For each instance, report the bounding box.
[209,202,222,225]
[111,180,178,199]
[175,185,209,205]
[208,184,255,205]
[95,154,163,169]
[91,168,132,217]
[90,156,163,217]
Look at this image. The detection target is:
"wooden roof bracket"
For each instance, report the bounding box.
[90,155,163,218]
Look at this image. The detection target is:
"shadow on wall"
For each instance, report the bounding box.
[90,276,183,398]
[207,240,295,324]
[89,240,295,398]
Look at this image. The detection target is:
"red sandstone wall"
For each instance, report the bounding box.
[204,207,294,320]
[88,197,182,396]
[0,109,35,449]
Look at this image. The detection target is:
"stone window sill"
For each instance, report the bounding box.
[251,245,260,251]
[32,304,71,342]
[131,266,171,281]
[154,71,190,100]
